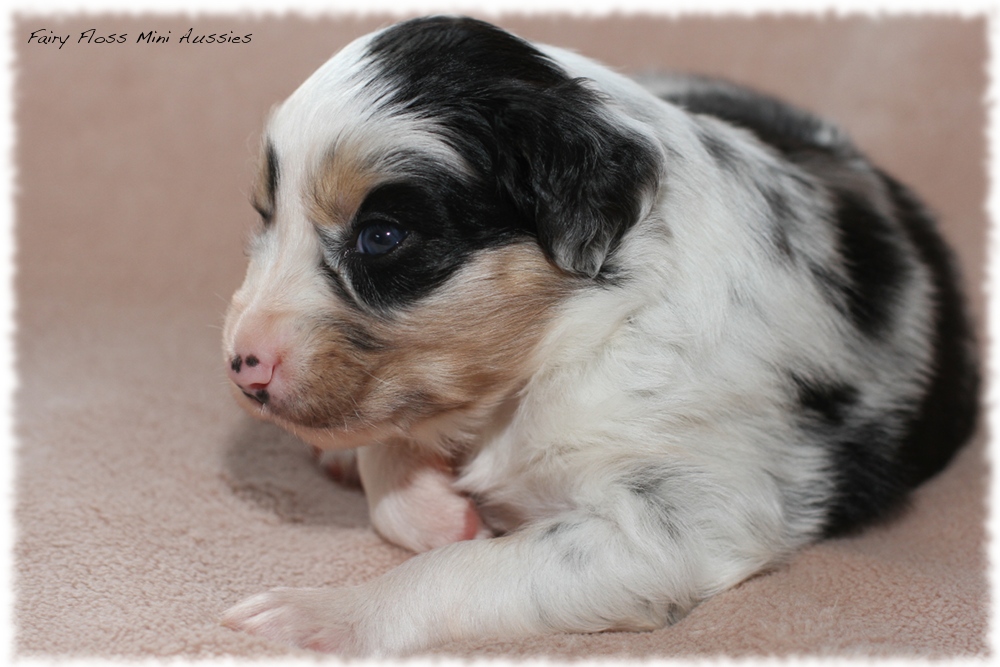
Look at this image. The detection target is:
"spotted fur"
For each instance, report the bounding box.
[221,17,978,656]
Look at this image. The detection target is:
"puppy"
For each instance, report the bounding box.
[220,17,979,655]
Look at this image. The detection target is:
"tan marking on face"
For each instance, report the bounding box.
[308,143,380,229]
[230,143,575,448]
[282,243,574,440]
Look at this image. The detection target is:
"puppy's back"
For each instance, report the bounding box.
[647,73,979,535]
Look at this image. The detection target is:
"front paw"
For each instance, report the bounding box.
[221,587,364,654]
[370,466,490,552]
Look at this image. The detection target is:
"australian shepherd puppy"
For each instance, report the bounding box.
[220,16,979,656]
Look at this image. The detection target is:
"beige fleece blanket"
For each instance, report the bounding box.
[13,13,988,658]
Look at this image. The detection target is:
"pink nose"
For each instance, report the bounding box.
[228,351,278,404]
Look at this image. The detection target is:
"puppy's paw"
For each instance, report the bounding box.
[311,447,361,488]
[221,587,364,654]
[370,465,490,553]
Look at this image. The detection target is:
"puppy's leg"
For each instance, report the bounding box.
[357,442,488,553]
[222,489,779,656]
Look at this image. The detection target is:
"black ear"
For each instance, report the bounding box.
[363,17,661,277]
[490,80,662,278]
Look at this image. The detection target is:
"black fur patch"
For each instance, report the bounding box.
[791,171,979,534]
[827,189,910,337]
[243,388,269,405]
[326,172,523,312]
[783,366,901,534]
[822,423,909,536]
[789,373,859,427]
[364,16,661,281]
[761,186,795,260]
[787,371,904,535]
[662,82,843,157]
[697,127,741,168]
[879,171,980,487]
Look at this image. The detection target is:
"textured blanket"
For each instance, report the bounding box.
[14,13,987,658]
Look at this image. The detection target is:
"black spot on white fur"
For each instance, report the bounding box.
[827,187,911,337]
[761,186,796,260]
[790,373,859,427]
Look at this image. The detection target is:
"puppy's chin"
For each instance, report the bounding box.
[230,383,405,451]
[276,420,401,452]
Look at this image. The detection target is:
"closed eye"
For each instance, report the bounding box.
[251,200,273,225]
[355,221,409,256]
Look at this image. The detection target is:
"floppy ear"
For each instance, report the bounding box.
[490,81,662,278]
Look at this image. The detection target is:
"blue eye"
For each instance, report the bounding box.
[355,221,408,256]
